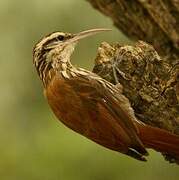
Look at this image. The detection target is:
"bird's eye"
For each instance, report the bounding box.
[56,35,65,41]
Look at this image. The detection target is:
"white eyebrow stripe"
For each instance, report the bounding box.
[37,32,66,48]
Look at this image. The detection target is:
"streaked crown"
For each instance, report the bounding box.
[33,32,72,67]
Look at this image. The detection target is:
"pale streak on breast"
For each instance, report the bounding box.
[70,71,77,77]
[61,71,70,79]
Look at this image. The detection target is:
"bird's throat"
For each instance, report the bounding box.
[39,43,77,87]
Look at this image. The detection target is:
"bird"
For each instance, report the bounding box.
[33,28,179,162]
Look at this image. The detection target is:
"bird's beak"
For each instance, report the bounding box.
[67,28,111,44]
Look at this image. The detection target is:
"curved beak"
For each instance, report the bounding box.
[67,28,111,44]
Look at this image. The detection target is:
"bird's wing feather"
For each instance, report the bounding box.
[66,73,146,153]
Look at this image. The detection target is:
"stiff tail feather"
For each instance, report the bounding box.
[137,122,179,163]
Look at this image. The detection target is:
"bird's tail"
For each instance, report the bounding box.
[137,122,179,163]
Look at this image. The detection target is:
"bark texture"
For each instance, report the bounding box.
[87,0,179,59]
[87,0,179,164]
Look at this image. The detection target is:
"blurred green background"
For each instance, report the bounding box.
[0,0,178,179]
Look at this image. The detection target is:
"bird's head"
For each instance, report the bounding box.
[33,28,111,71]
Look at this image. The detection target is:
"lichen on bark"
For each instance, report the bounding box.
[93,41,179,134]
[86,0,179,164]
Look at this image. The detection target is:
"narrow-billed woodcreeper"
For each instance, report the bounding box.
[33,28,179,162]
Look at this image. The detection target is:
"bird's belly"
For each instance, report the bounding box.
[45,78,94,134]
[48,98,128,152]
[45,79,129,153]
[45,91,88,135]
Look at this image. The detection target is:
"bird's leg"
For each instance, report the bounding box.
[115,66,130,80]
[112,64,119,84]
[111,56,130,84]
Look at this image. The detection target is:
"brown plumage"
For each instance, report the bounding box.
[33,28,179,162]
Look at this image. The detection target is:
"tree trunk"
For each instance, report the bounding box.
[87,0,179,164]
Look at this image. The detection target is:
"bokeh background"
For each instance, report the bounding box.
[0,0,179,179]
